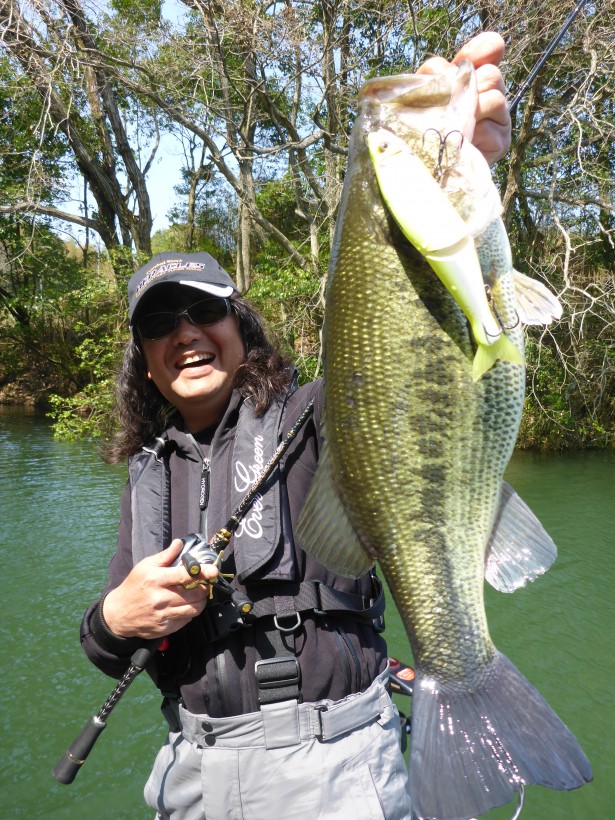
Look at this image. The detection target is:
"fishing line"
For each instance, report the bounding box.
[510,785,525,819]
[469,785,525,820]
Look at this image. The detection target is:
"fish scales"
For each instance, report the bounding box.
[298,62,591,819]
[327,139,505,684]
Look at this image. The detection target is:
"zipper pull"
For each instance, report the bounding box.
[200,458,210,512]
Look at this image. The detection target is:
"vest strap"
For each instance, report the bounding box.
[130,433,172,565]
[254,607,301,705]
[198,576,385,643]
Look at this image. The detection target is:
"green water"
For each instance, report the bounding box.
[1,407,613,819]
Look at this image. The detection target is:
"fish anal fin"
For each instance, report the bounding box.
[472,333,524,380]
[296,440,374,579]
[485,481,557,592]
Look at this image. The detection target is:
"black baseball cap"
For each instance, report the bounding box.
[127,252,237,322]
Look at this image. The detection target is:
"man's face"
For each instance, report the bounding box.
[137,285,245,431]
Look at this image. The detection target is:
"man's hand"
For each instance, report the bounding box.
[102,538,218,640]
[417,32,511,165]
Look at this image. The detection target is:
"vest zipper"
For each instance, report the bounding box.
[332,628,352,692]
[186,432,210,536]
[335,624,363,691]
[199,457,210,534]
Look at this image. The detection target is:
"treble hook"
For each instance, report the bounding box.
[422,128,465,183]
[484,284,520,332]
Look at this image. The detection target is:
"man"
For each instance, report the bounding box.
[81,33,512,819]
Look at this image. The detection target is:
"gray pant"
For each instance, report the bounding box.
[144,670,410,819]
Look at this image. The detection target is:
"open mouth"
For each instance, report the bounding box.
[177,353,215,370]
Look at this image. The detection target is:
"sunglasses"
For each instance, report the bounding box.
[135,297,232,340]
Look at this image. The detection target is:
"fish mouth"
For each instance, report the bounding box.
[359,70,452,106]
[359,61,477,156]
[176,353,215,370]
[359,61,473,105]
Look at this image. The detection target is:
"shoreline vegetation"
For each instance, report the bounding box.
[1,343,612,451]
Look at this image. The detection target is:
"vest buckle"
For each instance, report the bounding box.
[273,612,302,633]
[255,656,301,705]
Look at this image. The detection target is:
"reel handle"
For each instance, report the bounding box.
[228,586,254,614]
[179,536,254,615]
[52,715,106,784]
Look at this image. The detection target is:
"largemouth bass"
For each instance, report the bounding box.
[297,61,591,819]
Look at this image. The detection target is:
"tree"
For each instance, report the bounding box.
[0,0,162,275]
[493,0,614,446]
[0,0,613,445]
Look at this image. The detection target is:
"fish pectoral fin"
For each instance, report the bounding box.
[485,481,558,592]
[296,439,375,579]
[513,269,563,326]
[472,333,524,380]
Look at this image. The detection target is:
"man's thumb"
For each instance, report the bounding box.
[153,537,185,567]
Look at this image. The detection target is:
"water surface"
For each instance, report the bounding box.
[1,408,612,818]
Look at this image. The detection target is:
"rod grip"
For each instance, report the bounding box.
[52,715,106,785]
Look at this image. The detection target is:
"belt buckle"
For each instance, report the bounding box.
[312,579,326,616]
[372,606,386,633]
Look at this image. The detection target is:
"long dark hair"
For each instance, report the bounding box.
[103,295,292,464]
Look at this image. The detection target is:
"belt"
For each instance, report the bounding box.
[178,669,391,751]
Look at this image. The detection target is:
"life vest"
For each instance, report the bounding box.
[127,382,384,707]
[128,380,297,581]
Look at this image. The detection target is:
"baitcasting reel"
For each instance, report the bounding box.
[176,532,254,615]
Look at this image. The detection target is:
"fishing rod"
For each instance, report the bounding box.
[508,0,589,114]
[52,398,314,786]
[52,644,154,785]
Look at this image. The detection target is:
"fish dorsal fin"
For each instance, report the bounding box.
[513,270,563,326]
[485,481,557,592]
[296,439,375,579]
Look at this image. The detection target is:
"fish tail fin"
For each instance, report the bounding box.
[409,652,592,820]
[472,333,524,381]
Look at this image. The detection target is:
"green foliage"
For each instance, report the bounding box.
[48,378,116,441]
[44,274,127,440]
[0,217,86,331]
[109,0,162,22]
[164,181,237,267]
[0,56,67,203]
[248,249,324,384]
[47,317,122,441]
[46,327,125,441]
[0,218,124,439]
[518,336,614,450]
[1,0,612,450]
[256,175,306,243]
